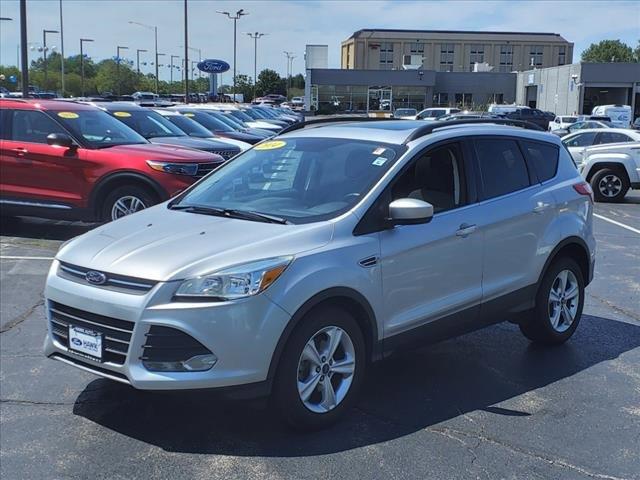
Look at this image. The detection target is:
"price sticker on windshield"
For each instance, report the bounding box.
[57,112,79,119]
[255,140,286,151]
[113,111,131,118]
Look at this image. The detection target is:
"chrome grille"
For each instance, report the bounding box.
[208,149,239,160]
[58,262,156,294]
[194,162,224,178]
[49,301,134,365]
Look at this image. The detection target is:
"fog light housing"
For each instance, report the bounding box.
[143,353,217,372]
[141,325,216,372]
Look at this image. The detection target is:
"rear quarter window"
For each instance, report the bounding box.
[520,140,559,182]
[474,138,531,199]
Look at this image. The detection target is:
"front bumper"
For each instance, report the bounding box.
[44,260,291,390]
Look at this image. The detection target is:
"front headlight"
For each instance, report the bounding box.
[147,160,199,176]
[175,256,293,300]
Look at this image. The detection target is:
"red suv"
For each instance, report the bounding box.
[0,99,224,221]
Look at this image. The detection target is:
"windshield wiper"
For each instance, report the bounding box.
[169,204,289,224]
[223,209,290,225]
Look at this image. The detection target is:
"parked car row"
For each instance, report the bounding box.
[0,98,302,222]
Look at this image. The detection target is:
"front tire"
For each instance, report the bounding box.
[590,168,629,203]
[273,305,366,430]
[519,258,585,345]
[100,185,157,222]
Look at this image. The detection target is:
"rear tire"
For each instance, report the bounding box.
[519,257,584,345]
[100,185,157,222]
[590,168,629,203]
[273,305,366,430]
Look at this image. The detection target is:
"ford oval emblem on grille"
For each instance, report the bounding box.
[85,270,107,285]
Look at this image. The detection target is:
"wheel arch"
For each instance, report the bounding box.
[585,160,632,183]
[539,236,592,288]
[89,171,168,218]
[266,287,380,385]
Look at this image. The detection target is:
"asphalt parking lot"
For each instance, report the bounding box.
[1,195,639,480]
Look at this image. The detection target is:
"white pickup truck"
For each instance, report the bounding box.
[578,141,640,202]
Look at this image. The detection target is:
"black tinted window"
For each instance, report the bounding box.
[11,110,66,144]
[475,138,530,199]
[521,141,559,182]
[563,132,597,147]
[597,132,632,144]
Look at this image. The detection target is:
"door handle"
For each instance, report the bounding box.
[456,223,477,237]
[12,147,28,157]
[532,203,551,214]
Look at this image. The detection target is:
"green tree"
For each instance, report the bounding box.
[581,40,636,63]
[232,74,255,101]
[256,69,284,97]
[94,59,139,95]
[634,40,640,62]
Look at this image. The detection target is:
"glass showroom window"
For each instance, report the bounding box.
[469,44,485,71]
[499,45,513,73]
[530,45,544,67]
[379,42,394,70]
[490,93,504,104]
[433,92,449,107]
[455,93,473,107]
[440,44,454,72]
[558,46,566,65]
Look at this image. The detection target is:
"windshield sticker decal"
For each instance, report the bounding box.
[113,111,132,118]
[57,112,79,119]
[255,140,286,151]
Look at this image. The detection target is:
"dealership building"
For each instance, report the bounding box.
[304,29,639,118]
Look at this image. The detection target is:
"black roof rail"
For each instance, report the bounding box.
[279,116,398,135]
[403,118,544,144]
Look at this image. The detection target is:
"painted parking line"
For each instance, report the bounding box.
[0,256,55,260]
[594,213,640,235]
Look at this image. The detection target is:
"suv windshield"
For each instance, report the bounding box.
[47,109,147,148]
[109,109,186,138]
[172,137,405,224]
[163,114,214,137]
[178,111,235,132]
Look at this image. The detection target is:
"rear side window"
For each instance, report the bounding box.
[596,132,632,144]
[564,132,597,147]
[474,138,530,199]
[521,140,559,182]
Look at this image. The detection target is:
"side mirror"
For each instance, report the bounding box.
[47,133,75,148]
[388,198,434,226]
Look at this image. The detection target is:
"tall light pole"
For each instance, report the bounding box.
[43,29,59,91]
[183,0,189,103]
[216,9,248,102]
[136,49,147,74]
[116,45,128,96]
[58,0,65,96]
[80,38,93,97]
[129,21,159,94]
[246,32,266,101]
[170,55,180,85]
[283,51,295,99]
[18,1,28,97]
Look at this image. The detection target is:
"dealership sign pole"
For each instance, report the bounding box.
[197,59,230,99]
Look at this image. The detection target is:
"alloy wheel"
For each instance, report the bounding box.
[598,174,623,198]
[296,326,356,413]
[548,269,580,332]
[111,196,147,220]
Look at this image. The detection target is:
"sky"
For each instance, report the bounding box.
[0,0,638,82]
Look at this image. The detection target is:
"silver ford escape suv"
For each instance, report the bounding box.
[44,118,596,430]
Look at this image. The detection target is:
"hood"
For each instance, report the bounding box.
[149,136,234,153]
[218,131,262,144]
[57,204,334,282]
[103,143,220,162]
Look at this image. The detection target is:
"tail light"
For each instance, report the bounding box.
[573,182,594,202]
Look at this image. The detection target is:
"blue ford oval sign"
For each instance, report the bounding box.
[197,59,230,74]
